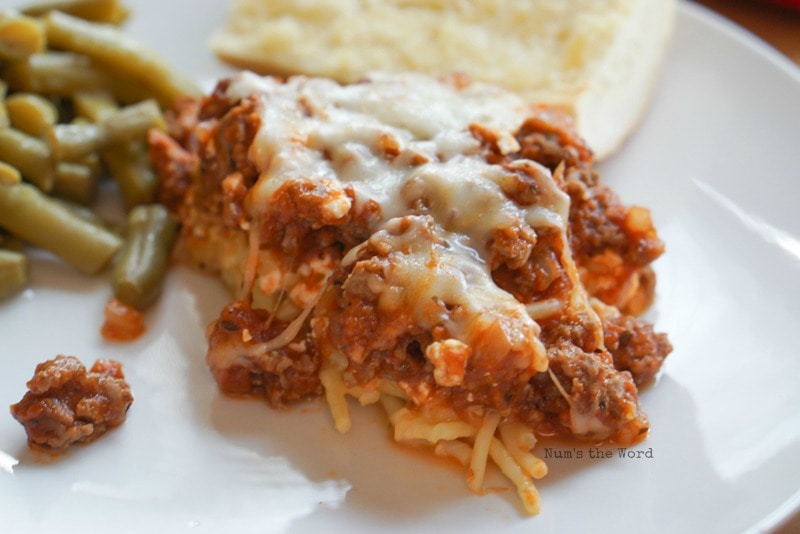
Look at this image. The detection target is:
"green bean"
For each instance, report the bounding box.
[0,183,121,274]
[112,204,177,310]
[0,249,28,300]
[5,92,59,137]
[5,51,110,94]
[74,91,159,207]
[52,194,117,232]
[0,161,21,185]
[3,51,154,103]
[103,99,166,143]
[73,91,147,204]
[43,11,200,107]
[50,98,165,161]
[0,127,54,191]
[99,98,162,207]
[49,121,104,160]
[0,11,45,62]
[22,0,129,25]
[72,89,115,121]
[77,150,103,175]
[105,140,157,208]
[53,161,98,204]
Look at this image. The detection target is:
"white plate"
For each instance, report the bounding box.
[2,1,799,532]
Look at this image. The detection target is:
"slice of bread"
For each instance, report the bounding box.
[210,0,676,159]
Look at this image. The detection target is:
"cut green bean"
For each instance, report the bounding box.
[0,183,121,274]
[5,51,112,95]
[104,140,157,208]
[53,161,98,204]
[52,195,117,232]
[0,11,45,62]
[101,100,162,207]
[112,204,177,310]
[4,51,154,103]
[0,127,55,191]
[49,122,105,161]
[5,92,59,137]
[50,99,165,161]
[103,99,166,142]
[77,151,103,177]
[72,89,116,121]
[74,92,159,207]
[0,161,21,185]
[0,249,28,300]
[22,0,129,25]
[43,11,200,107]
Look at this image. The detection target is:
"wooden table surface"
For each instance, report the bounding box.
[691,3,800,532]
[695,0,800,64]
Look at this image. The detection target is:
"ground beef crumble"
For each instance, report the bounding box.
[10,355,134,450]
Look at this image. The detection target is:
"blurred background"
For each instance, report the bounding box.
[696,0,800,64]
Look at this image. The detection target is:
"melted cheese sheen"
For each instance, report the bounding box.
[221,71,579,365]
[347,215,549,376]
[227,70,569,239]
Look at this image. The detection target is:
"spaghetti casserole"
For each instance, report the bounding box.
[149,71,671,514]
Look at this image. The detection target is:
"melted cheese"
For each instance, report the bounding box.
[227,71,569,249]
[214,71,594,376]
[347,215,548,375]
